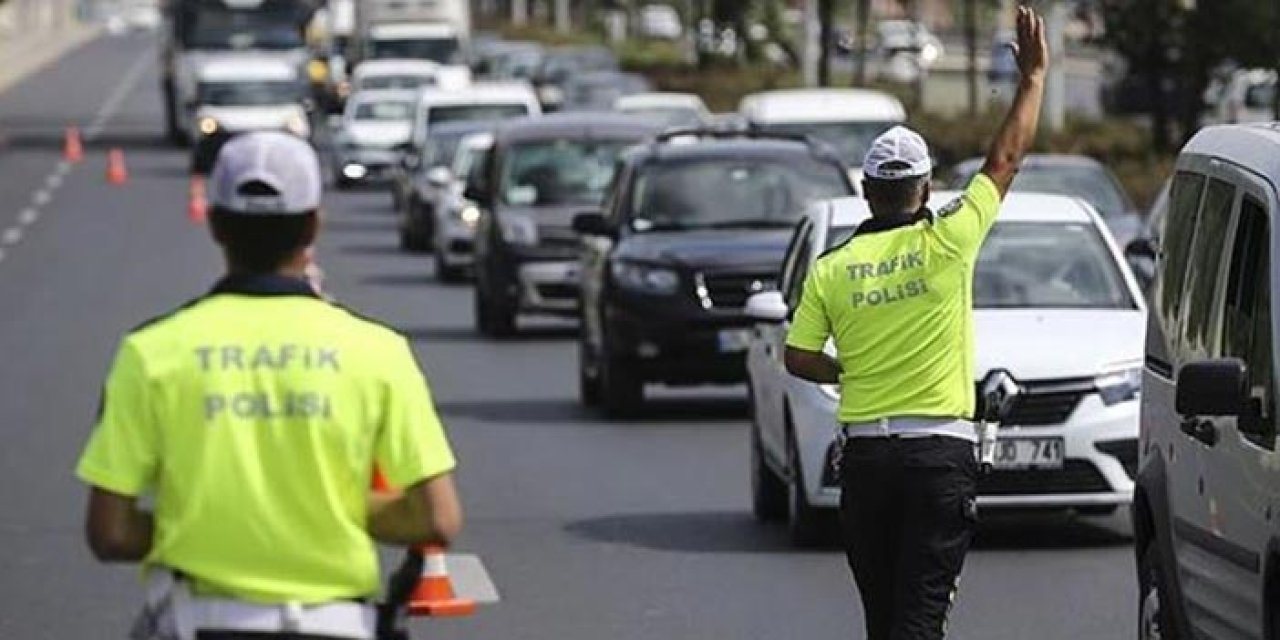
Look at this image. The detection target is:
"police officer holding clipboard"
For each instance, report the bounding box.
[783,6,1049,639]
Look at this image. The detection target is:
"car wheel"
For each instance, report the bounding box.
[1138,543,1178,640]
[578,333,601,407]
[751,423,788,523]
[787,432,832,547]
[435,252,464,283]
[600,353,642,419]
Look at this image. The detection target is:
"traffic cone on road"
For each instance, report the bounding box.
[187,175,207,223]
[106,148,128,185]
[63,127,83,163]
[406,546,477,617]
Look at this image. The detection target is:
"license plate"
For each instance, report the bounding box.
[993,437,1064,469]
[717,328,753,352]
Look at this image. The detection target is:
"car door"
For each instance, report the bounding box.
[760,216,819,460]
[1195,181,1279,640]
[1169,170,1244,637]
[751,218,808,451]
[579,160,628,349]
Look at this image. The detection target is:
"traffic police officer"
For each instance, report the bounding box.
[783,7,1048,639]
[76,132,462,640]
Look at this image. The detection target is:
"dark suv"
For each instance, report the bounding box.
[467,113,664,336]
[573,130,855,416]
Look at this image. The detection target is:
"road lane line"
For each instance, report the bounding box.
[2,228,23,245]
[32,189,52,206]
[447,554,501,605]
[44,172,63,190]
[85,48,152,140]
[18,209,39,225]
[55,160,71,176]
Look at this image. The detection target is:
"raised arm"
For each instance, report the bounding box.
[980,6,1050,197]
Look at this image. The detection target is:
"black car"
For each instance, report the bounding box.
[395,120,496,252]
[573,130,855,416]
[467,113,664,336]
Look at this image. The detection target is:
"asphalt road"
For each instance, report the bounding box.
[0,33,1137,640]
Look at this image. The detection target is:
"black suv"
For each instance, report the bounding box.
[573,130,855,416]
[467,113,664,336]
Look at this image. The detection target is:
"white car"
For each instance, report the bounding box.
[738,88,905,189]
[613,92,710,129]
[349,59,441,94]
[746,192,1147,545]
[191,55,310,143]
[332,89,417,187]
[406,82,541,152]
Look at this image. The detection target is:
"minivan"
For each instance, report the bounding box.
[1132,123,1280,639]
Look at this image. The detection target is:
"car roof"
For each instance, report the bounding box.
[348,88,419,104]
[494,112,665,142]
[819,192,1102,230]
[1183,123,1280,182]
[428,119,501,137]
[630,136,839,164]
[196,56,296,82]
[739,88,906,123]
[417,82,537,106]
[614,92,708,112]
[954,154,1108,174]
[353,58,439,78]
[459,132,495,149]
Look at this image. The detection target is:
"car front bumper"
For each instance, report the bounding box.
[334,148,399,182]
[603,300,754,385]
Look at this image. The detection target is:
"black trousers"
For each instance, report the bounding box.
[839,435,979,640]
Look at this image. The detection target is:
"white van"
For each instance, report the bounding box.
[1133,123,1280,639]
[738,88,906,187]
[407,82,541,151]
[191,55,310,144]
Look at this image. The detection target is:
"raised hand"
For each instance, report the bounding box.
[1009,5,1049,81]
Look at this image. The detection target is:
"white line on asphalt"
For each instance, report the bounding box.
[447,554,501,605]
[85,48,152,140]
[32,189,52,206]
[55,160,71,176]
[18,209,39,225]
[2,228,22,245]
[44,172,63,190]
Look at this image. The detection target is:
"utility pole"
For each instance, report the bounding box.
[554,0,570,33]
[1043,0,1068,131]
[512,0,528,26]
[965,0,978,116]
[818,0,833,86]
[853,0,870,87]
[802,0,820,87]
[912,0,925,110]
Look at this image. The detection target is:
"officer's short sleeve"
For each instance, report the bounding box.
[76,340,159,497]
[932,173,1001,256]
[785,265,832,352]
[376,339,456,488]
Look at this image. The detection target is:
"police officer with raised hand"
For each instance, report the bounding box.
[76,131,462,640]
[783,6,1048,639]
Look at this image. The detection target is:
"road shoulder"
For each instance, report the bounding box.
[0,24,102,97]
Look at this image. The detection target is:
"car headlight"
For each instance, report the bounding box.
[498,215,538,245]
[285,114,309,137]
[198,117,219,136]
[610,261,680,295]
[455,204,481,228]
[1096,362,1142,406]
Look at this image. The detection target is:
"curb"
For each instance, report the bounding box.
[0,25,103,97]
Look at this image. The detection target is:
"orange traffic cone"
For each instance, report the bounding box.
[106,148,128,185]
[371,467,392,492]
[187,176,207,223]
[406,546,477,617]
[63,127,83,163]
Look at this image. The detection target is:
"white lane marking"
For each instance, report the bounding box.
[55,160,71,176]
[2,228,23,245]
[32,189,52,206]
[85,47,153,140]
[447,554,501,605]
[44,172,63,190]
[18,209,39,225]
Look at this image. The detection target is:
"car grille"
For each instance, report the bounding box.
[537,283,578,300]
[978,460,1112,495]
[1002,378,1093,427]
[700,272,776,309]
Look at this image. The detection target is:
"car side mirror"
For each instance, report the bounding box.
[1176,359,1248,417]
[572,212,612,236]
[426,166,453,187]
[1125,237,1157,261]
[744,291,788,323]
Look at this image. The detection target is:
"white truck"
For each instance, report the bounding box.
[349,0,471,67]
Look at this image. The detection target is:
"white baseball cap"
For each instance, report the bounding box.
[862,126,933,180]
[209,132,322,215]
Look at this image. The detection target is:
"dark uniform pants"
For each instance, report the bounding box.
[839,435,979,640]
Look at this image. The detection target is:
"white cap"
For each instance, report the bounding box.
[862,126,933,180]
[209,132,322,215]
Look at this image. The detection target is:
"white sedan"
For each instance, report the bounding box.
[746,192,1147,546]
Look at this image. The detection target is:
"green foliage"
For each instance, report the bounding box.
[617,39,687,70]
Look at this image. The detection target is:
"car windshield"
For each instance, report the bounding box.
[369,38,462,64]
[756,121,898,166]
[186,12,304,50]
[955,163,1132,217]
[499,139,634,207]
[427,104,529,125]
[353,100,414,121]
[423,131,470,167]
[359,74,433,91]
[631,157,851,230]
[974,222,1133,309]
[198,81,300,106]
